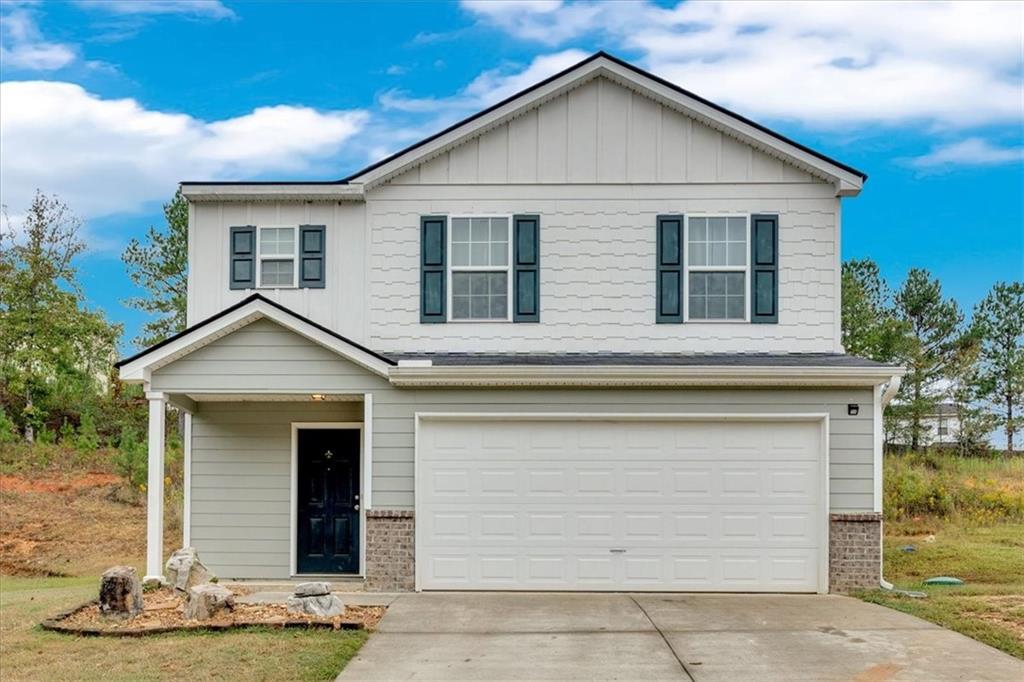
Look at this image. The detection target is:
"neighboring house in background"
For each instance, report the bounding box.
[117,53,903,595]
[890,402,963,447]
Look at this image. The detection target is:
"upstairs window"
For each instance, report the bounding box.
[258,227,297,288]
[686,216,749,321]
[449,217,511,321]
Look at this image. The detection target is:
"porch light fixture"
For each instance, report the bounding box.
[311,394,326,401]
[847,403,859,416]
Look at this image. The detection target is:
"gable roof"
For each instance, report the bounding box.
[180,51,866,199]
[116,293,395,381]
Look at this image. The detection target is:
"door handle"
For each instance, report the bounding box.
[354,504,360,511]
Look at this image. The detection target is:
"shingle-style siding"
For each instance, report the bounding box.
[367,186,838,353]
[189,401,362,579]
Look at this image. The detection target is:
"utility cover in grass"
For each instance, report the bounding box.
[923,576,965,585]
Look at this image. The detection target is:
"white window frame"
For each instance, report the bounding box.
[447,214,514,323]
[256,225,299,289]
[684,214,751,323]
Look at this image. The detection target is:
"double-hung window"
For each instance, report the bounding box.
[449,216,511,321]
[686,216,749,321]
[258,226,297,288]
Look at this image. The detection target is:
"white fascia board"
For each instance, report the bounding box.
[119,299,391,382]
[388,365,905,388]
[180,184,365,202]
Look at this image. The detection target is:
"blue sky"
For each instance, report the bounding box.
[1,0,1021,351]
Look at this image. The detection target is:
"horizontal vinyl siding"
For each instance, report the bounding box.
[151,319,390,394]
[370,388,875,514]
[189,401,361,579]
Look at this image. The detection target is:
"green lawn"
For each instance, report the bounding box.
[859,522,1024,660]
[0,576,368,682]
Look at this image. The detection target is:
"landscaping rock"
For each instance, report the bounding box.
[286,594,345,618]
[165,547,215,593]
[294,581,332,597]
[99,565,143,619]
[184,584,235,620]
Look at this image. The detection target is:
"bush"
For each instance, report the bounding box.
[884,451,1024,524]
[113,428,148,489]
[0,407,17,444]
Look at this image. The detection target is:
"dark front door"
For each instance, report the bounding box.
[296,428,360,574]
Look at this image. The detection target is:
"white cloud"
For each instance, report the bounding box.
[462,0,1024,128]
[74,1,235,19]
[380,49,589,116]
[0,81,368,219]
[908,138,1024,171]
[0,8,76,70]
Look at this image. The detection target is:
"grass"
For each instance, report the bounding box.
[859,452,1024,660]
[0,576,368,682]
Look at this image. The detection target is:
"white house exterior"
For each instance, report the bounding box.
[118,53,903,594]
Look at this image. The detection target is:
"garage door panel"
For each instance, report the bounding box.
[418,418,824,592]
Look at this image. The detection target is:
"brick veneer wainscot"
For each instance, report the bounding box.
[365,510,415,591]
[829,512,882,593]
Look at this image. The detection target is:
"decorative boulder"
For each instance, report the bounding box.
[293,581,332,597]
[184,584,235,620]
[99,565,143,619]
[286,594,345,618]
[165,547,215,593]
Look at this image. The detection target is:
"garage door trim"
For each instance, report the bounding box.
[413,412,830,593]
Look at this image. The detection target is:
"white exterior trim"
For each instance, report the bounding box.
[289,421,365,578]
[363,394,374,511]
[119,298,392,382]
[144,393,166,582]
[391,365,905,388]
[413,411,831,594]
[182,412,192,547]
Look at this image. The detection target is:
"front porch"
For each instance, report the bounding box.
[144,393,376,583]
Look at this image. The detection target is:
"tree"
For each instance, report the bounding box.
[946,331,996,456]
[122,189,188,348]
[972,281,1024,454]
[891,268,964,451]
[0,191,121,441]
[841,259,908,362]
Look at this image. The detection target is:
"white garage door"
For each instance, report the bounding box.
[416,416,826,592]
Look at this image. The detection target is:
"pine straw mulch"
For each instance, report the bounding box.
[41,587,386,637]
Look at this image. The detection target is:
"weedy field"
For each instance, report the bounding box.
[861,452,1024,659]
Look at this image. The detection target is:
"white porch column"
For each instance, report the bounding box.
[145,392,166,581]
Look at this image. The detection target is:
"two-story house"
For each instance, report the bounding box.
[118,53,903,594]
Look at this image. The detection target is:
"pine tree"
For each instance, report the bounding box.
[123,189,188,348]
[972,281,1024,454]
[892,268,964,451]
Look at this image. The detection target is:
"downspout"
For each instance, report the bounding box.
[878,376,924,596]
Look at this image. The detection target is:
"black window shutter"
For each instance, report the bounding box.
[513,214,540,322]
[299,225,326,289]
[420,216,447,323]
[229,225,256,289]
[656,214,684,323]
[751,214,779,324]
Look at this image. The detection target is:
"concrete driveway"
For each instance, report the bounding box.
[338,593,1024,681]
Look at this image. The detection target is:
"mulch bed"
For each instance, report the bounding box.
[41,587,386,637]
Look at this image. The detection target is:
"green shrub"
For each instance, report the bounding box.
[0,408,17,444]
[113,428,147,489]
[74,413,100,452]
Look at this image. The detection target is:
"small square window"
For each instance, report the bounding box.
[258,227,297,287]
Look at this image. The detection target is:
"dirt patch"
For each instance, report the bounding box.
[46,587,386,635]
[0,472,120,494]
[0,476,176,577]
[963,595,1024,641]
